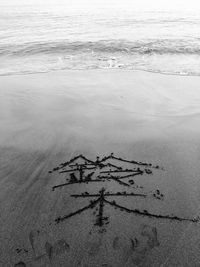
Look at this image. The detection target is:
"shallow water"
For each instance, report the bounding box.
[1,5,200,75]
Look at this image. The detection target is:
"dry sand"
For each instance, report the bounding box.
[0,69,200,266]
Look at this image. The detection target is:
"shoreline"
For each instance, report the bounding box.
[1,67,200,78]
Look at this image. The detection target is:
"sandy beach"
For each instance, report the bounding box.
[1,69,200,266]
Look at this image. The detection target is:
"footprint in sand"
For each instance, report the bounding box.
[112,226,159,266]
[131,225,160,265]
[29,229,70,262]
[86,239,102,256]
[130,237,139,251]
[14,262,26,267]
[113,236,120,250]
[141,225,160,249]
[29,230,49,258]
[45,239,70,260]
[79,233,103,258]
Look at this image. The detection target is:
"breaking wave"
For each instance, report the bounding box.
[1,39,200,57]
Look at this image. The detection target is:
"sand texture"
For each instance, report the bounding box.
[1,70,200,266]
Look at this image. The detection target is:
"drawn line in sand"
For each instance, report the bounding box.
[51,154,198,232]
[55,187,198,231]
[51,153,160,189]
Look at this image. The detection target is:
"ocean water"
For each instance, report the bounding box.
[1,5,200,76]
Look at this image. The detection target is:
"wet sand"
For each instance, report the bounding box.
[1,69,200,266]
